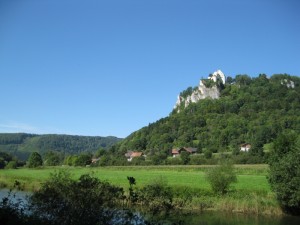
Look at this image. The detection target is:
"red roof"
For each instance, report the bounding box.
[172,149,179,154]
[131,152,143,157]
[125,151,143,158]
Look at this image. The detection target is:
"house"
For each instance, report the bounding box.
[91,157,101,164]
[171,147,197,157]
[125,151,143,162]
[182,147,197,154]
[171,149,180,157]
[240,143,251,152]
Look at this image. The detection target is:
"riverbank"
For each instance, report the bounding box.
[0,165,282,215]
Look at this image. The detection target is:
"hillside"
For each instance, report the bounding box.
[117,73,300,159]
[0,133,122,160]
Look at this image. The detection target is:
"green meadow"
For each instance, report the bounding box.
[0,164,270,192]
[0,164,280,214]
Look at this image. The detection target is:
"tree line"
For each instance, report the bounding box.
[0,133,122,160]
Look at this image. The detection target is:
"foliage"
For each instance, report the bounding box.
[44,151,61,166]
[116,74,300,164]
[0,133,36,145]
[27,152,43,168]
[127,176,138,204]
[0,158,5,169]
[206,160,237,195]
[94,148,107,157]
[204,149,213,159]
[0,151,24,169]
[0,190,45,225]
[166,156,183,165]
[268,131,300,215]
[0,151,13,162]
[0,133,122,160]
[202,79,215,88]
[180,151,190,165]
[138,177,174,213]
[5,161,18,169]
[30,171,125,225]
[74,153,92,166]
[179,86,197,98]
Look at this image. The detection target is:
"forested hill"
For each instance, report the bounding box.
[0,133,122,160]
[117,74,300,156]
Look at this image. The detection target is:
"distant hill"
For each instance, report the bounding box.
[0,133,122,160]
[117,72,300,158]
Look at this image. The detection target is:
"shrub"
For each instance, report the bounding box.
[30,171,125,225]
[204,149,213,159]
[268,132,300,215]
[5,161,18,169]
[166,157,183,165]
[206,160,237,195]
[138,177,174,213]
[180,151,190,165]
[27,152,43,168]
[127,176,138,204]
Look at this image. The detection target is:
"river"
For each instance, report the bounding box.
[1,189,299,225]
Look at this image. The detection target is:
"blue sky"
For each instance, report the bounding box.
[0,0,299,138]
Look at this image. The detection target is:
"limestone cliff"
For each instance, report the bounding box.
[174,70,226,111]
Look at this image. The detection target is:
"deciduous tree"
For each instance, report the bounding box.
[268,131,300,215]
[27,152,43,168]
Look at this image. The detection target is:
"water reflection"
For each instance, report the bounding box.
[0,189,299,225]
[141,211,300,225]
[0,189,30,200]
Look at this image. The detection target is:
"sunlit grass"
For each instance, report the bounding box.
[0,165,270,192]
[0,165,280,215]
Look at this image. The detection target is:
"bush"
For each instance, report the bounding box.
[180,151,190,165]
[5,161,17,169]
[206,160,237,195]
[44,151,61,166]
[30,171,125,225]
[138,177,174,213]
[268,132,300,215]
[189,155,205,165]
[204,149,213,159]
[27,152,43,168]
[74,153,92,166]
[166,157,182,165]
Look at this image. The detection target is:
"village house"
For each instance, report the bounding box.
[171,147,197,157]
[240,143,251,152]
[91,157,101,164]
[125,151,144,162]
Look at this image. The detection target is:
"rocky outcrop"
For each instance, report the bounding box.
[174,70,226,111]
[209,69,226,84]
[281,79,295,88]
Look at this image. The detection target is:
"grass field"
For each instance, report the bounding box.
[0,164,270,192]
[0,164,281,215]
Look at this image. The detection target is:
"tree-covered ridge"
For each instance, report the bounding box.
[0,133,122,160]
[117,74,300,157]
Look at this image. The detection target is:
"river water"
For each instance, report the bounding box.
[141,211,300,225]
[1,189,299,225]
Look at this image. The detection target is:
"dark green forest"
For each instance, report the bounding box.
[0,133,122,160]
[116,74,300,160]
